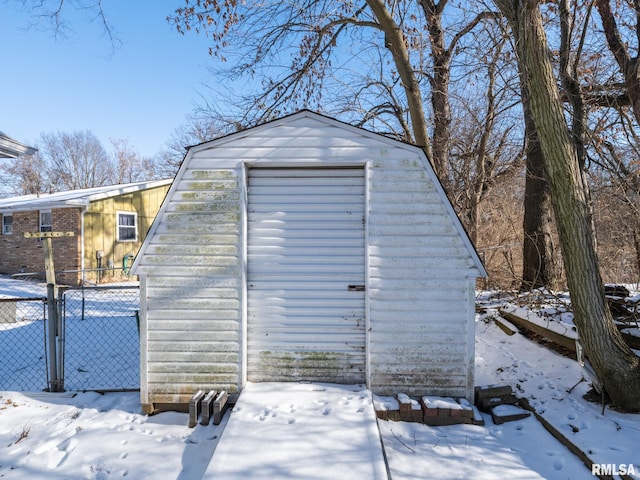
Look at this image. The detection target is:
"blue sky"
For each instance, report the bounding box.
[1,2,217,158]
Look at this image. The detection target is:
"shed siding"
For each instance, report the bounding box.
[367,156,476,396]
[246,168,366,383]
[138,169,242,404]
[136,113,482,406]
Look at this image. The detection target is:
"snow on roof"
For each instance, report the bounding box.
[0,131,37,158]
[0,178,173,212]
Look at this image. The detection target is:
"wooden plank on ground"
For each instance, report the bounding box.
[498,309,577,352]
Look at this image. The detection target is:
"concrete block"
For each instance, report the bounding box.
[479,393,519,412]
[397,393,422,423]
[458,398,475,418]
[213,390,228,425]
[491,404,531,425]
[200,390,217,426]
[188,390,205,428]
[475,384,513,405]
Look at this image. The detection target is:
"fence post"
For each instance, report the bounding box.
[46,283,60,392]
[56,287,65,391]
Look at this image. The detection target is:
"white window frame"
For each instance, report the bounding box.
[2,214,12,235]
[40,210,52,233]
[117,211,138,242]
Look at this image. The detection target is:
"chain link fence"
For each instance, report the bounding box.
[0,297,49,391]
[0,285,140,392]
[61,285,140,391]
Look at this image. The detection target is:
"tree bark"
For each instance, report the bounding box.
[520,87,558,291]
[595,0,640,126]
[494,0,640,410]
[366,0,434,165]
[634,228,640,280]
[419,0,451,179]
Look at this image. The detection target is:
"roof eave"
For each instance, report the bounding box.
[0,133,37,158]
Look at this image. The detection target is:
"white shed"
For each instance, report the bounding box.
[132,111,486,413]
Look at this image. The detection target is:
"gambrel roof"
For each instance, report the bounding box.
[134,110,486,277]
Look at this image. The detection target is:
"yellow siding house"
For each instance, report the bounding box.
[0,179,172,285]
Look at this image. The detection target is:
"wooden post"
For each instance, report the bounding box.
[23,231,74,290]
[24,231,74,392]
[46,283,62,392]
[42,237,56,286]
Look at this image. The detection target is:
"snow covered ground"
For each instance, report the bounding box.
[202,382,388,480]
[1,277,639,479]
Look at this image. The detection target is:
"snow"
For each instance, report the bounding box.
[378,414,576,479]
[500,303,579,340]
[628,293,640,304]
[491,403,528,416]
[422,396,463,411]
[202,382,387,480]
[1,277,640,479]
[397,393,422,410]
[622,327,640,338]
[0,390,229,479]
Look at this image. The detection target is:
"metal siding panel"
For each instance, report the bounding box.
[144,169,243,403]
[247,168,366,383]
[367,156,473,396]
[138,113,481,403]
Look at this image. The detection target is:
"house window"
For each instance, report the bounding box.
[40,211,52,233]
[117,211,137,242]
[2,214,12,235]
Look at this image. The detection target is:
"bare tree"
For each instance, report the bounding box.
[10,0,120,51]
[40,130,115,190]
[170,0,520,239]
[155,113,238,178]
[519,75,558,291]
[448,34,524,243]
[494,0,640,411]
[595,0,640,126]
[111,138,158,184]
[0,151,49,195]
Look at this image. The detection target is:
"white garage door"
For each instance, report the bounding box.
[247,167,366,383]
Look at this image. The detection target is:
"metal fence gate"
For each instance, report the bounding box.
[0,285,140,392]
[60,286,140,391]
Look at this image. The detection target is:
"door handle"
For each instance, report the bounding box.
[348,285,366,291]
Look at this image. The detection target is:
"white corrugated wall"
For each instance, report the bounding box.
[367,158,476,397]
[138,168,243,406]
[135,112,483,406]
[246,167,366,383]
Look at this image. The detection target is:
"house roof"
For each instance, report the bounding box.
[0,178,174,212]
[0,132,37,158]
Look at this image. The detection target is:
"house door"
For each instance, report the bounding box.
[246,167,366,383]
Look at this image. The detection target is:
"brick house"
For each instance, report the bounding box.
[0,179,172,285]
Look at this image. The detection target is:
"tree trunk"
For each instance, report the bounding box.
[520,81,558,291]
[421,0,451,180]
[366,0,434,165]
[595,0,640,127]
[494,0,640,410]
[634,228,640,281]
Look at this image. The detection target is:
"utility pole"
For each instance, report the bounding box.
[24,231,74,392]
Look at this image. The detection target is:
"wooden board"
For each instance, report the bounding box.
[498,309,577,352]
